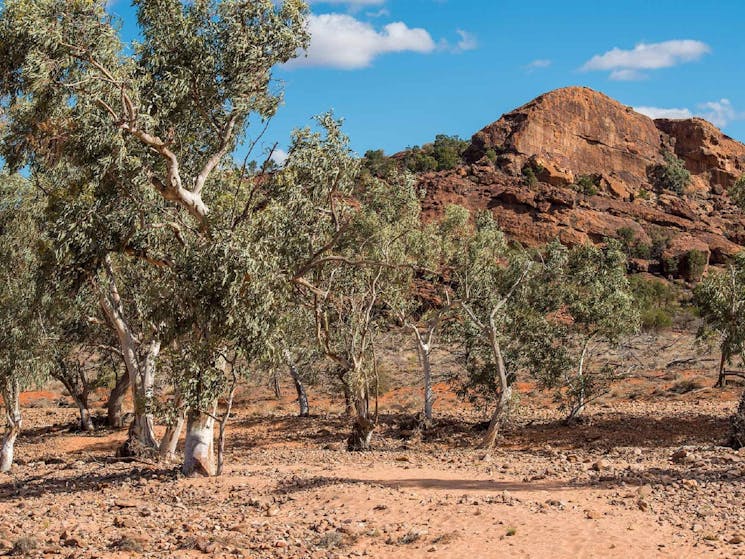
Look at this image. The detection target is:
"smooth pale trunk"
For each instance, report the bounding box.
[566,337,592,422]
[415,336,434,421]
[183,409,216,477]
[0,377,21,473]
[118,340,160,456]
[480,325,511,449]
[107,370,130,428]
[159,413,185,462]
[481,385,512,450]
[284,349,309,417]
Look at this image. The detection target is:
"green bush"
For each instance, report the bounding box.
[629,275,681,331]
[681,249,708,282]
[616,227,651,259]
[729,174,745,210]
[400,134,470,174]
[650,151,691,194]
[521,162,544,186]
[573,174,599,196]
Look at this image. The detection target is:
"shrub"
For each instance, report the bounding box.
[729,174,745,210]
[521,162,544,186]
[362,149,396,178]
[650,151,691,194]
[680,249,708,282]
[616,227,651,259]
[400,134,470,173]
[629,276,680,331]
[573,174,599,196]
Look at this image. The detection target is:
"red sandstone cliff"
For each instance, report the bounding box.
[421,87,745,280]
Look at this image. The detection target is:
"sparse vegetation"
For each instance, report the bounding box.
[650,151,691,194]
[1,3,744,557]
[572,174,599,196]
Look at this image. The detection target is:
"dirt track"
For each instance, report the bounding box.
[1,368,745,558]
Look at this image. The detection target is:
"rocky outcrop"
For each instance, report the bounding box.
[422,87,745,280]
[656,118,745,191]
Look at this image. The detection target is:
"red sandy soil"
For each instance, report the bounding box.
[1,367,745,558]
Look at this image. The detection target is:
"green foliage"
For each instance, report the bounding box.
[554,240,640,417]
[681,249,708,282]
[521,162,544,186]
[694,253,745,371]
[361,149,397,178]
[629,276,680,331]
[650,151,691,194]
[400,135,469,173]
[0,173,51,390]
[452,214,570,409]
[572,174,599,196]
[729,174,745,210]
[616,227,651,260]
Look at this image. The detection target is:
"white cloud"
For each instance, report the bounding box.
[698,99,740,128]
[525,59,551,72]
[609,69,648,81]
[455,30,478,52]
[634,99,743,128]
[270,148,289,167]
[582,40,711,79]
[366,8,390,17]
[634,106,693,119]
[288,13,436,69]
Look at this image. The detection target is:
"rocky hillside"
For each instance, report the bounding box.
[420,87,745,280]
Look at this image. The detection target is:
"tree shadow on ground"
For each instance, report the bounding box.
[0,466,179,500]
[229,410,730,452]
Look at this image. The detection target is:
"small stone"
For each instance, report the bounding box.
[591,459,610,472]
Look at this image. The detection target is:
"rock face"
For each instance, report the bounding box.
[422,87,745,279]
[656,117,745,191]
[465,87,670,197]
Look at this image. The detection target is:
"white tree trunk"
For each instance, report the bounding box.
[118,340,160,456]
[414,333,434,421]
[78,405,95,433]
[481,325,511,449]
[183,408,216,477]
[159,414,185,462]
[98,256,159,456]
[0,377,21,473]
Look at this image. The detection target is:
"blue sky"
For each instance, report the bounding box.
[108,0,745,161]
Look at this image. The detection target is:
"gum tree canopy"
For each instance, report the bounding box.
[0,0,309,473]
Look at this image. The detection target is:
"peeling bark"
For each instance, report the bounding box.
[0,377,21,473]
[183,408,216,477]
[98,257,160,456]
[159,409,185,463]
[107,369,130,429]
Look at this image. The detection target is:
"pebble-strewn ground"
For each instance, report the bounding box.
[1,364,744,558]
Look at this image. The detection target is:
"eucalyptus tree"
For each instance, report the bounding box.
[0,0,309,460]
[453,212,568,449]
[0,174,48,471]
[558,241,639,421]
[272,116,421,449]
[42,287,120,432]
[695,255,745,389]
[387,205,470,421]
[694,254,745,447]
